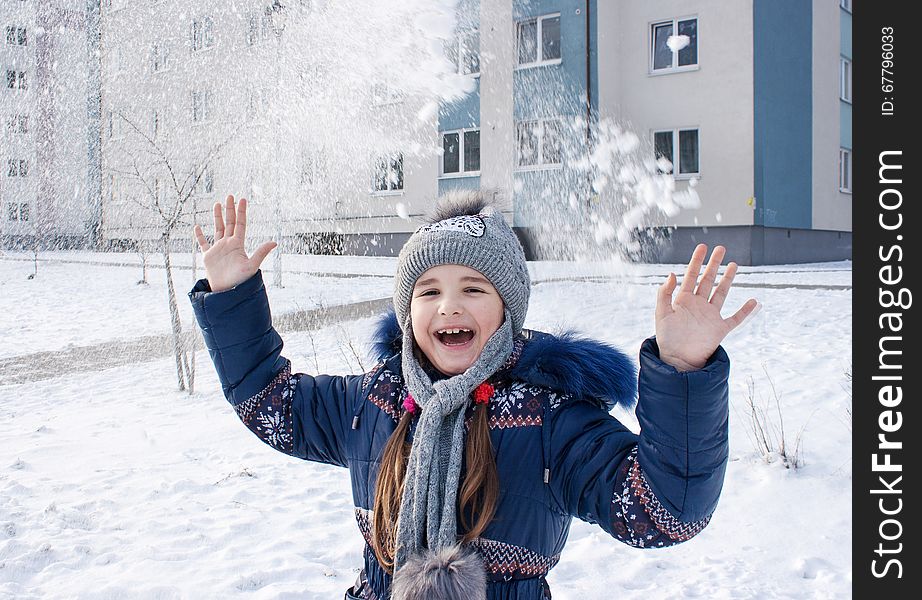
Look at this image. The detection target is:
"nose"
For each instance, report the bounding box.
[438,297,463,316]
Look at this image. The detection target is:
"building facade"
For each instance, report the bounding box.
[45,0,850,264]
[346,0,854,264]
[1,0,95,250]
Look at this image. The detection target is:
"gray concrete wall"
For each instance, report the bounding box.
[635,225,851,265]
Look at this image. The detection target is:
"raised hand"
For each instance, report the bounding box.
[655,244,760,372]
[193,195,277,292]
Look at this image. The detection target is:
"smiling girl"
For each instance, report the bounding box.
[190,192,757,600]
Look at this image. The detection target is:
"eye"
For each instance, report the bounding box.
[417,289,439,297]
[465,288,485,293]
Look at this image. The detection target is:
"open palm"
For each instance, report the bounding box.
[193,195,277,292]
[655,244,760,372]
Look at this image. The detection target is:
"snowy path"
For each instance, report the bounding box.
[0,297,391,386]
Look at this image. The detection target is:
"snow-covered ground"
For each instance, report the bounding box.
[0,252,852,599]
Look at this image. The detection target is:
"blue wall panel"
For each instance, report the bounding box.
[753,0,813,228]
[512,0,594,227]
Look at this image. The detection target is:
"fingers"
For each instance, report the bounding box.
[695,245,726,300]
[193,224,210,252]
[709,261,738,309]
[213,200,225,240]
[250,240,278,268]
[678,243,707,294]
[237,198,248,240]
[225,195,237,238]
[724,298,761,331]
[655,272,677,321]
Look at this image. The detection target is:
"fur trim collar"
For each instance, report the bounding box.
[369,308,637,411]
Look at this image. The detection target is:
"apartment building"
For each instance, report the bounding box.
[96,0,851,264]
[1,0,94,250]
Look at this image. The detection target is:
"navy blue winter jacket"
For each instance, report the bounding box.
[190,271,731,600]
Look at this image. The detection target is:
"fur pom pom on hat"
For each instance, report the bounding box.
[393,192,531,334]
[390,545,487,600]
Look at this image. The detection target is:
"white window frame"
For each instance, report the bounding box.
[515,117,563,171]
[300,151,329,188]
[246,85,269,119]
[191,16,215,52]
[6,114,28,134]
[6,70,27,90]
[106,110,124,140]
[191,90,213,123]
[5,25,27,46]
[840,57,852,103]
[246,11,272,46]
[839,148,852,193]
[516,13,562,69]
[370,83,404,106]
[152,41,170,73]
[653,127,700,178]
[439,128,481,177]
[372,153,404,194]
[650,16,699,74]
[6,202,28,222]
[7,158,28,177]
[447,28,480,76]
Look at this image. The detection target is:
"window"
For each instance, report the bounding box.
[106,110,123,139]
[191,17,215,52]
[840,57,852,103]
[654,128,700,176]
[371,83,404,106]
[301,152,328,187]
[441,129,480,176]
[246,86,268,119]
[651,17,698,72]
[192,168,214,195]
[7,158,28,177]
[6,26,27,46]
[246,11,271,45]
[840,0,851,12]
[446,29,480,75]
[839,148,851,193]
[6,115,28,134]
[192,90,212,122]
[517,14,561,66]
[373,153,404,192]
[6,70,27,90]
[516,118,562,168]
[152,42,170,72]
[6,203,28,222]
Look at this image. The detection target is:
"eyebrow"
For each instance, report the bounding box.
[415,275,491,287]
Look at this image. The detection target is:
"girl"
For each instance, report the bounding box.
[190,193,758,600]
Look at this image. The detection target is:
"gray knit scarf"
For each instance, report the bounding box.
[393,309,514,572]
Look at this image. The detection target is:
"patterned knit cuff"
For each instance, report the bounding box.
[233,361,297,455]
[610,447,712,548]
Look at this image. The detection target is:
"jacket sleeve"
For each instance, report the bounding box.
[546,337,729,548]
[188,270,363,467]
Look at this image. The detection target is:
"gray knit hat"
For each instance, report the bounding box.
[394,192,531,335]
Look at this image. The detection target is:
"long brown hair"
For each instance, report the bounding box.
[371,402,499,573]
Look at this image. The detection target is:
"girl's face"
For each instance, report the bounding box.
[410,264,505,376]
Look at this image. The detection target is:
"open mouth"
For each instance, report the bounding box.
[435,328,475,346]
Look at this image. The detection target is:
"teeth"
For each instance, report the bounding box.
[437,328,471,334]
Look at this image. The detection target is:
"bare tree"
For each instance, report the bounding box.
[107,111,236,393]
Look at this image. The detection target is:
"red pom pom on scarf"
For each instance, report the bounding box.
[473,382,494,405]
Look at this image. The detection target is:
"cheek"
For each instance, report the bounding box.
[479,298,505,334]
[409,302,430,343]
